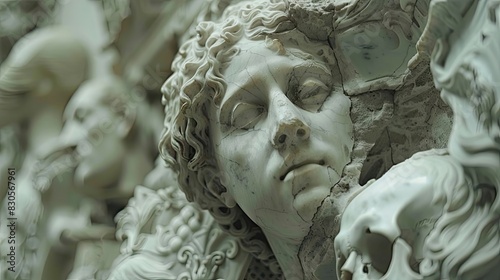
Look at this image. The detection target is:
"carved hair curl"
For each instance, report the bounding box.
[160,0,293,274]
[408,152,500,279]
[420,2,500,276]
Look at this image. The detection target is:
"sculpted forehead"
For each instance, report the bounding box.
[221,35,337,106]
[64,80,125,119]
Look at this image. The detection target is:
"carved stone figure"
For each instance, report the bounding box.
[2,0,498,279]
[159,0,453,279]
[45,77,159,202]
[108,161,255,280]
[0,25,90,192]
[0,26,89,280]
[0,25,89,145]
[31,76,161,280]
[161,1,329,277]
[335,150,464,279]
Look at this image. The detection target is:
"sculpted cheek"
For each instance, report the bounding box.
[226,158,252,189]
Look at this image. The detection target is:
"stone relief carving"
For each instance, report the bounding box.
[334,0,500,279]
[44,76,161,280]
[0,26,90,280]
[108,162,254,280]
[159,0,454,279]
[1,0,499,279]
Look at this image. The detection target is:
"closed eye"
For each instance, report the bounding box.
[296,78,330,112]
[230,102,265,130]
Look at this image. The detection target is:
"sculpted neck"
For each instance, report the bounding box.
[263,229,305,280]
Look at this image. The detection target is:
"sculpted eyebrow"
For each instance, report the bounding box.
[220,77,263,121]
[220,61,331,119]
[290,61,332,79]
[287,62,333,96]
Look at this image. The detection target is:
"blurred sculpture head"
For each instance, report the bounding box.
[33,77,158,202]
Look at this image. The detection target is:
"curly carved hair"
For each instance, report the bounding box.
[420,2,500,277]
[159,0,294,273]
[407,152,500,279]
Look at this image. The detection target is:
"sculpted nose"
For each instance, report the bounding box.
[272,116,310,149]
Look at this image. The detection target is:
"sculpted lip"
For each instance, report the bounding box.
[279,159,325,181]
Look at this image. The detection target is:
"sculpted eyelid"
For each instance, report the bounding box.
[223,102,264,131]
[293,62,331,77]
[291,66,333,91]
[220,96,257,127]
[231,102,257,119]
[301,78,329,91]
[219,102,233,127]
[220,79,254,112]
[220,82,263,122]
[219,91,241,123]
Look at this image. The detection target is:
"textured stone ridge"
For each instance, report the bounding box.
[282,1,451,277]
[289,0,335,41]
[300,59,453,278]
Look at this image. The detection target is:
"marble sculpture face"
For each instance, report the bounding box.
[61,81,128,191]
[209,36,354,238]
